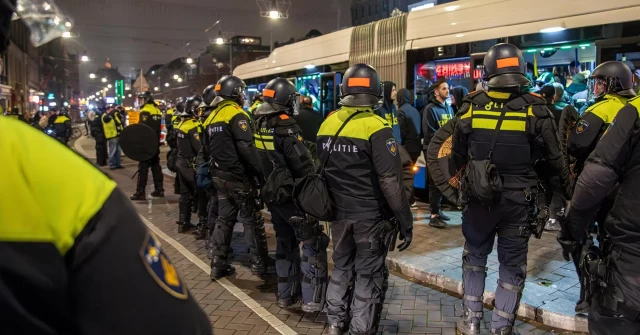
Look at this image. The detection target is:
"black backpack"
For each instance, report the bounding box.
[460,109,506,207]
[254,120,295,206]
[293,111,363,221]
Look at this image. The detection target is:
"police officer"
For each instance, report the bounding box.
[53,108,71,144]
[200,84,219,258]
[568,61,636,176]
[131,91,165,201]
[253,78,329,311]
[248,91,263,115]
[175,95,208,238]
[559,96,640,335]
[0,2,211,331]
[91,101,109,166]
[450,43,571,335]
[318,64,413,335]
[200,76,275,279]
[167,97,185,194]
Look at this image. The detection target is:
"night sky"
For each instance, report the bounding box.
[55,0,351,93]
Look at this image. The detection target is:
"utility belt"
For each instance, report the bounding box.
[497,186,549,239]
[376,218,399,252]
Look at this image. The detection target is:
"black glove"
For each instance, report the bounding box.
[397,228,412,252]
[557,232,578,262]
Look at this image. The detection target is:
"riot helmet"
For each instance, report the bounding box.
[210,75,247,107]
[254,78,300,116]
[202,84,217,107]
[339,63,383,109]
[138,91,154,106]
[482,43,530,88]
[253,91,263,103]
[183,95,203,116]
[174,97,186,114]
[588,61,636,99]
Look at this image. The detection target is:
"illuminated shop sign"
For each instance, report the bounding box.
[435,62,483,79]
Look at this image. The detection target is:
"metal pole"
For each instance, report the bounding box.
[229,43,233,74]
[270,30,273,53]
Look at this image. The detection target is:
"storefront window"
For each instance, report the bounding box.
[414,58,482,107]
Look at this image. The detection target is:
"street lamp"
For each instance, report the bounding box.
[186,57,193,64]
[89,73,96,79]
[177,78,183,83]
[173,74,179,79]
[165,83,170,87]
[81,55,90,62]
[269,10,280,19]
[62,31,72,38]
[154,87,159,91]
[107,84,112,88]
[215,30,224,45]
[128,94,132,97]
[101,78,107,82]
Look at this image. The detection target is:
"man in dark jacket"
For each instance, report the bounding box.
[377,81,401,143]
[397,88,421,163]
[450,86,469,115]
[90,108,108,166]
[294,96,323,161]
[422,79,454,228]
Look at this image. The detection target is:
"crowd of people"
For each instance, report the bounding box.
[3,1,640,332]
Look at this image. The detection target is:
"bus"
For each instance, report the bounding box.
[233,0,640,194]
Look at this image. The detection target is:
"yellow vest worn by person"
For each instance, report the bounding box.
[102,113,122,140]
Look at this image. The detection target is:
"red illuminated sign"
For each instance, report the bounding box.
[435,62,482,79]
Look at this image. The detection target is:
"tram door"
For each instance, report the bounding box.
[469,53,487,92]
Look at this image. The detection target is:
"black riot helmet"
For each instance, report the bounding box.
[174,97,186,114]
[482,43,530,88]
[588,61,636,99]
[202,84,217,107]
[138,91,154,106]
[254,78,300,116]
[339,63,383,109]
[183,95,203,116]
[210,75,247,107]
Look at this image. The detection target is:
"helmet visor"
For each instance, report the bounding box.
[587,77,608,101]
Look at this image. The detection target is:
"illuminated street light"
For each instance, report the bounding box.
[269,10,279,19]
[154,87,159,91]
[107,84,112,88]
[165,83,170,87]
[186,57,193,64]
[62,31,72,38]
[101,77,107,82]
[128,94,132,97]
[215,30,225,45]
[81,55,90,62]
[173,74,179,79]
[89,73,96,79]
[177,78,183,83]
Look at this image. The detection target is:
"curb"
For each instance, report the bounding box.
[260,209,588,333]
[385,257,588,333]
[73,135,91,158]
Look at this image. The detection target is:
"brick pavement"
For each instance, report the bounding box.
[74,135,584,334]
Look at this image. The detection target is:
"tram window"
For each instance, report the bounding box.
[414,59,481,108]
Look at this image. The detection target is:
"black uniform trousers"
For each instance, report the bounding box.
[136,150,163,193]
[588,247,640,335]
[269,203,329,303]
[461,191,530,331]
[210,177,263,260]
[542,176,565,219]
[95,138,108,166]
[176,157,207,223]
[327,212,388,334]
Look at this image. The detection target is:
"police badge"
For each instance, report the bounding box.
[140,232,188,300]
[238,120,248,131]
[386,138,397,156]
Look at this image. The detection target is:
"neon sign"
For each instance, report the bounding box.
[435,62,482,79]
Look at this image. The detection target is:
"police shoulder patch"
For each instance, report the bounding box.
[238,119,248,131]
[576,119,589,134]
[140,232,188,300]
[386,138,397,156]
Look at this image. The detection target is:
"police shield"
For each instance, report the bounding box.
[426,118,463,204]
[120,123,159,161]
